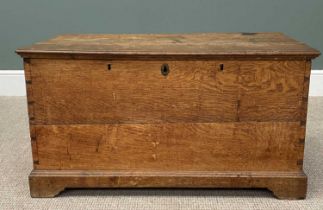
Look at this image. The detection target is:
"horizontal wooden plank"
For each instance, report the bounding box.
[30,59,239,124]
[29,169,307,198]
[16,33,320,59]
[29,59,305,124]
[238,60,305,121]
[34,122,304,171]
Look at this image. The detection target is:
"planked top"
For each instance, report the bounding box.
[16,33,320,59]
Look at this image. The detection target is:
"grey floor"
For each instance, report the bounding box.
[0,97,322,210]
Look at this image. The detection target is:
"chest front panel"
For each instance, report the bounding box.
[27,58,306,171]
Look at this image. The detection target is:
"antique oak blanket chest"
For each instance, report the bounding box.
[16,33,320,198]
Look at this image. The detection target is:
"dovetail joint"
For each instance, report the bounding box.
[299,138,305,145]
[30,136,36,141]
[236,99,241,122]
[24,58,30,64]
[30,131,36,138]
[297,159,304,166]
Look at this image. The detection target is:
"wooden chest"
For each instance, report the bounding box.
[16,33,320,199]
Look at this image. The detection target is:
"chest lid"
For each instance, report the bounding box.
[16,33,320,59]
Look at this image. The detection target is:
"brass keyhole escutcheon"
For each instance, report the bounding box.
[161,64,169,76]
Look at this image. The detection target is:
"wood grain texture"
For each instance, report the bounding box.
[16,33,320,59]
[29,170,307,199]
[16,33,320,199]
[238,60,305,121]
[29,59,304,124]
[33,122,303,172]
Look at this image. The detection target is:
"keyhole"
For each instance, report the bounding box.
[161,64,169,76]
[107,64,112,70]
